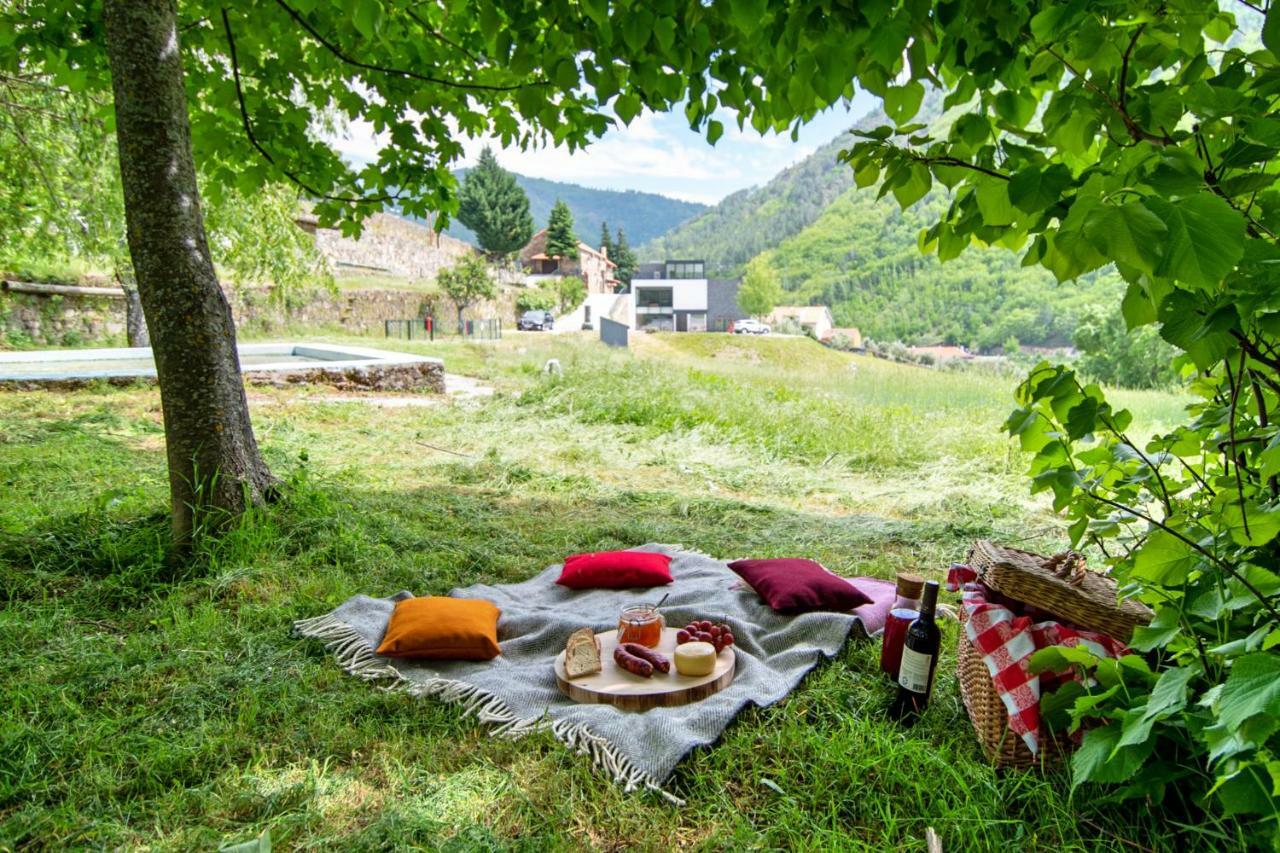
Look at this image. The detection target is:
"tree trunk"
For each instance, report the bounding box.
[103,0,275,546]
[118,271,149,348]
[457,304,466,335]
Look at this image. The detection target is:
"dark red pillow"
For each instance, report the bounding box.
[556,551,673,589]
[728,558,872,613]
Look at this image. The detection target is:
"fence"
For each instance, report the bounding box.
[384,317,435,340]
[384,316,503,341]
[462,318,502,340]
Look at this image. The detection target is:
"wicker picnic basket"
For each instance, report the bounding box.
[957,540,1154,769]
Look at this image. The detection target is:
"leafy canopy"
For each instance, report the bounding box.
[838,0,1280,835]
[437,253,496,314]
[457,147,534,257]
[737,257,783,317]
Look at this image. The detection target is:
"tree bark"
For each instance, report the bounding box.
[103,0,275,546]
[118,271,149,348]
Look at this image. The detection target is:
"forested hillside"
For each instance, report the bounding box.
[444,172,705,247]
[643,92,1123,349]
[759,189,1122,350]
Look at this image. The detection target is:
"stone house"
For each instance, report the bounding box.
[518,229,618,295]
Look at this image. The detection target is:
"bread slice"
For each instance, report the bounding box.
[564,628,602,679]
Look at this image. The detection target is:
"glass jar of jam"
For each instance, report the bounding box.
[617,603,664,647]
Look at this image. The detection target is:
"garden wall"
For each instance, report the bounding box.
[2,282,520,347]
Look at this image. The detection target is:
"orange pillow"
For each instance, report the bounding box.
[376,596,502,660]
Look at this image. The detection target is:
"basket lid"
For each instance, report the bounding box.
[967,540,1153,640]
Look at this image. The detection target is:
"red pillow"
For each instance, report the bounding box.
[728,558,872,614]
[556,551,673,589]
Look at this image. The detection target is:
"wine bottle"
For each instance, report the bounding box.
[890,580,941,723]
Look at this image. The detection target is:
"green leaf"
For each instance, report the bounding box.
[975,179,1015,226]
[995,90,1037,127]
[1221,500,1280,546]
[1146,665,1196,719]
[1130,529,1196,586]
[614,92,642,125]
[1008,164,1072,214]
[1215,764,1276,817]
[1072,722,1155,786]
[1120,282,1158,330]
[883,80,924,125]
[706,119,724,145]
[1082,201,1167,277]
[1218,652,1280,730]
[1265,4,1280,54]
[1145,195,1246,290]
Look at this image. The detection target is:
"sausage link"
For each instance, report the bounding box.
[620,643,670,674]
[613,645,654,677]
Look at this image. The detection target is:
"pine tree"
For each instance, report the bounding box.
[456,147,534,258]
[599,220,614,259]
[545,199,579,260]
[612,227,638,285]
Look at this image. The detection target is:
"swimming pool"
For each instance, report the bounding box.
[0,343,445,391]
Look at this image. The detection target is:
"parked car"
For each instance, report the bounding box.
[518,310,555,331]
[733,318,771,335]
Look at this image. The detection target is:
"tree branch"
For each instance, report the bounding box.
[1224,352,1251,540]
[1043,46,1175,147]
[221,9,399,206]
[904,152,1010,181]
[274,0,541,93]
[1084,487,1280,624]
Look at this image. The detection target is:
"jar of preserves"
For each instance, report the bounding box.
[617,603,664,647]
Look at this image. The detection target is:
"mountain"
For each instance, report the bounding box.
[443,172,706,249]
[641,92,1121,349]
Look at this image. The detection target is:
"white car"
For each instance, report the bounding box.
[734,318,771,335]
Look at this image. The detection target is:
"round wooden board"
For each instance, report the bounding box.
[554,628,736,711]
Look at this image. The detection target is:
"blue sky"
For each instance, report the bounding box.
[335,91,877,206]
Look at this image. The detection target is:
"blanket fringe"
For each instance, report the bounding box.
[293,613,686,807]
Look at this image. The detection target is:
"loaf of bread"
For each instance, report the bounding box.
[564,627,602,679]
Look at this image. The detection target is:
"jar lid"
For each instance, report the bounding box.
[895,572,925,599]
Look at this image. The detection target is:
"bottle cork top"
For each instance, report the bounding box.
[895,572,926,599]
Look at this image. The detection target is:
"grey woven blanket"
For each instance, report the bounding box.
[294,544,873,803]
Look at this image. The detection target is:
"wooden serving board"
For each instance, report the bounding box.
[554,627,735,711]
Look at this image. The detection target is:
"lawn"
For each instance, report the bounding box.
[0,333,1209,850]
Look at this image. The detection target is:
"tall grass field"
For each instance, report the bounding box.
[1,332,1205,850]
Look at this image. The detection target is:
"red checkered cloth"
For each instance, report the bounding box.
[946,564,1128,754]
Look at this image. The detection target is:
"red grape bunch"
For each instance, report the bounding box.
[676,619,735,654]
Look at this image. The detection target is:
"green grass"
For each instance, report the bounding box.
[0,333,1223,850]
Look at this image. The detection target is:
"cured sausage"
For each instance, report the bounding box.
[613,645,654,677]
[620,643,670,674]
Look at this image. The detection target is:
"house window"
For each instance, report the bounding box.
[635,287,673,313]
[665,261,705,279]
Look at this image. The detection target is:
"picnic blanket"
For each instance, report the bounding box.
[946,564,1128,753]
[295,544,891,803]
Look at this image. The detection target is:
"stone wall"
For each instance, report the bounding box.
[298,212,475,282]
[2,281,521,347]
[1,288,126,347]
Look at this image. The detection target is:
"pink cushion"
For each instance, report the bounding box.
[556,551,673,590]
[728,558,873,614]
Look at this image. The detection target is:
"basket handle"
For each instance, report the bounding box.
[1044,550,1088,585]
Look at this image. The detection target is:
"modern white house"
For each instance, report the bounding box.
[630,260,745,333]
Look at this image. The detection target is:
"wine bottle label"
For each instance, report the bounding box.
[898,647,934,693]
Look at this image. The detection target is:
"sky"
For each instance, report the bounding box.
[332,92,877,207]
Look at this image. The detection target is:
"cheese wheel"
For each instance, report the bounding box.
[674,641,717,677]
